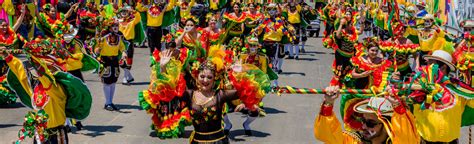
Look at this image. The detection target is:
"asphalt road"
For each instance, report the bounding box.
[0,35,472,144]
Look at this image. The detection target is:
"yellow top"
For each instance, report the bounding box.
[178,0,195,20]
[58,42,84,71]
[418,29,445,52]
[287,5,302,24]
[413,95,474,142]
[99,35,126,57]
[7,56,67,128]
[239,54,268,73]
[263,28,284,42]
[119,12,142,40]
[314,108,420,144]
[136,0,175,27]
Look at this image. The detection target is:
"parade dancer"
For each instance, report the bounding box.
[117,7,144,85]
[95,22,127,111]
[223,2,246,44]
[34,1,79,38]
[252,3,290,86]
[136,0,175,54]
[139,44,270,143]
[284,2,302,59]
[0,5,25,105]
[3,39,92,143]
[300,3,317,52]
[415,14,446,69]
[243,2,263,36]
[453,20,474,87]
[202,14,223,49]
[314,86,420,143]
[224,36,273,136]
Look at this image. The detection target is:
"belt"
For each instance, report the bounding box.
[147,26,161,29]
[190,129,226,143]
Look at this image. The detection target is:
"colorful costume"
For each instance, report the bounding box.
[138,45,270,143]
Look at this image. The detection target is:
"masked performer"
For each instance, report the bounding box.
[252,3,290,85]
[4,38,92,143]
[95,21,127,111]
[415,14,446,69]
[139,44,270,143]
[117,7,145,85]
[136,0,175,53]
[176,19,204,59]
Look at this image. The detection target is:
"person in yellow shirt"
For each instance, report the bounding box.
[285,2,302,59]
[314,86,420,144]
[118,7,143,85]
[408,50,474,143]
[95,22,127,111]
[136,0,175,54]
[415,14,445,69]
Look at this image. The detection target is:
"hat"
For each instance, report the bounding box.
[416,2,425,8]
[423,50,456,71]
[354,97,394,116]
[460,20,474,28]
[407,6,416,12]
[246,36,259,46]
[423,14,434,21]
[63,25,78,42]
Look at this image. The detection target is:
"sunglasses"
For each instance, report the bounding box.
[361,118,381,128]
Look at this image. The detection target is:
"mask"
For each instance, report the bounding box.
[268,10,277,16]
[185,26,193,32]
[250,47,257,53]
[424,21,432,28]
[112,26,119,33]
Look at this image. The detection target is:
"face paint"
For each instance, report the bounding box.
[424,21,432,28]
[250,47,257,53]
[112,26,119,33]
[268,10,277,16]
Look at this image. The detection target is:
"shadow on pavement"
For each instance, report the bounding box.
[0,102,25,109]
[279,72,306,76]
[263,107,287,114]
[81,125,123,137]
[0,124,20,128]
[129,82,150,86]
[149,130,193,139]
[296,58,319,61]
[303,51,326,54]
[115,104,142,110]
[228,129,271,141]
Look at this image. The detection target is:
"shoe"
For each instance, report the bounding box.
[244,129,252,136]
[301,48,305,53]
[104,104,114,111]
[295,56,299,60]
[224,129,230,136]
[122,79,130,85]
[110,104,120,111]
[285,51,289,55]
[127,78,135,83]
[75,121,83,131]
[277,69,282,74]
[287,56,294,59]
[65,125,72,133]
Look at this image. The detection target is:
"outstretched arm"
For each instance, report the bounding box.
[13,5,27,32]
[65,3,80,18]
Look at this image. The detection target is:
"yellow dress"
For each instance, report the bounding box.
[287,5,302,24]
[6,55,67,128]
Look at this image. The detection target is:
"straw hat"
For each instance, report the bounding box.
[416,2,426,8]
[423,50,456,71]
[354,97,394,116]
[460,20,474,28]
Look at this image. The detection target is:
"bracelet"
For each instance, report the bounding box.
[320,102,334,116]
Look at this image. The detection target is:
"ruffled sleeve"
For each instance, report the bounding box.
[228,64,270,110]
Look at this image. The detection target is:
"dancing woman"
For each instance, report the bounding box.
[139,45,270,143]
